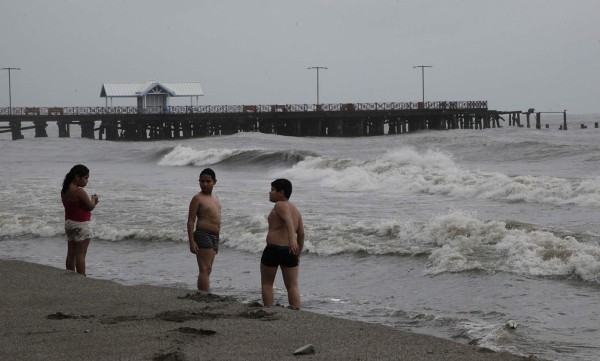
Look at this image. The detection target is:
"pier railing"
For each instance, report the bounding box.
[0,101,488,116]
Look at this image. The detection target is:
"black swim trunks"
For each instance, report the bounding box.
[260,244,299,268]
[194,230,218,249]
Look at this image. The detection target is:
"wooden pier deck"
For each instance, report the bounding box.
[0,101,560,141]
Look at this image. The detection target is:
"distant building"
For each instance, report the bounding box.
[100,81,203,113]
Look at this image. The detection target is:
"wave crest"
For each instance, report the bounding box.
[2,209,599,284]
[278,147,600,206]
[157,145,316,168]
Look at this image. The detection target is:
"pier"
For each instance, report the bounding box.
[0,101,564,141]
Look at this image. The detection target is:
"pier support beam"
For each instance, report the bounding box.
[181,119,192,138]
[80,120,95,139]
[57,119,70,138]
[10,120,24,140]
[300,118,322,136]
[192,118,209,137]
[388,118,396,134]
[259,119,273,134]
[450,115,458,129]
[101,119,119,140]
[33,119,48,137]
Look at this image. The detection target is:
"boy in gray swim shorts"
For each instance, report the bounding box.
[194,230,219,250]
[187,168,221,292]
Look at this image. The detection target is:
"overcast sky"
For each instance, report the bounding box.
[1,0,598,113]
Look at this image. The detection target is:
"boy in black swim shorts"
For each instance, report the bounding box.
[261,244,299,268]
[260,179,305,309]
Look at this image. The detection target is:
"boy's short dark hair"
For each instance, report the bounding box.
[271,178,292,199]
[200,168,216,181]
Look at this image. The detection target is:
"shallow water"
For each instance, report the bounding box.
[2,115,600,360]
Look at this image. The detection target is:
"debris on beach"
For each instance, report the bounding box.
[505,320,518,329]
[47,312,93,320]
[293,344,315,355]
[177,327,216,336]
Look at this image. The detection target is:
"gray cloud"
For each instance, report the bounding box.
[1,0,598,113]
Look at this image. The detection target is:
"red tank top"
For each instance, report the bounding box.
[62,193,91,222]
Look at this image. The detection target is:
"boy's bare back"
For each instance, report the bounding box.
[266,200,302,248]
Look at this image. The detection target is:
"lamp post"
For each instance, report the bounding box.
[1,67,21,115]
[413,65,432,105]
[307,66,327,105]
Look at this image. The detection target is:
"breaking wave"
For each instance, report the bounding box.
[157,145,317,168]
[277,147,600,207]
[222,209,600,284]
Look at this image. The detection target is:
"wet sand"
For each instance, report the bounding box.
[0,260,540,361]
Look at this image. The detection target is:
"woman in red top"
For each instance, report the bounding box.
[61,164,99,275]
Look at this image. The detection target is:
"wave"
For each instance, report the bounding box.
[0,212,184,243]
[420,211,600,283]
[157,144,317,168]
[389,308,521,355]
[2,209,599,284]
[277,147,600,207]
[221,210,600,284]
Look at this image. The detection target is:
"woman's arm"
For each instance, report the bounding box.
[77,188,98,211]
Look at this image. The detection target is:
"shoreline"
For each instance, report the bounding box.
[0,259,541,361]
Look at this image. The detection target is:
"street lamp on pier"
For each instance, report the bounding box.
[413,65,432,105]
[1,67,21,115]
[307,66,327,106]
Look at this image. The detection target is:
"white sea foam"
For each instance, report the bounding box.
[424,211,600,283]
[2,203,599,283]
[0,212,184,243]
[157,145,243,166]
[158,144,600,207]
[93,224,185,243]
[214,207,600,284]
[280,147,600,207]
[457,320,522,356]
[157,144,312,168]
[495,230,600,282]
[0,213,62,238]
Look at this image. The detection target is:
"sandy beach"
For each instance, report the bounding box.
[0,259,541,361]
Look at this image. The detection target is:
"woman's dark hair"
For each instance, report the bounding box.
[62,164,89,194]
[271,178,292,199]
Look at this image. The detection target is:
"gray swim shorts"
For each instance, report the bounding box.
[194,230,218,249]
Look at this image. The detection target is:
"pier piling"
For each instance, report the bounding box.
[33,119,48,137]
[10,119,24,140]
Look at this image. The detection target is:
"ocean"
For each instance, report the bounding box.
[1,114,599,360]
